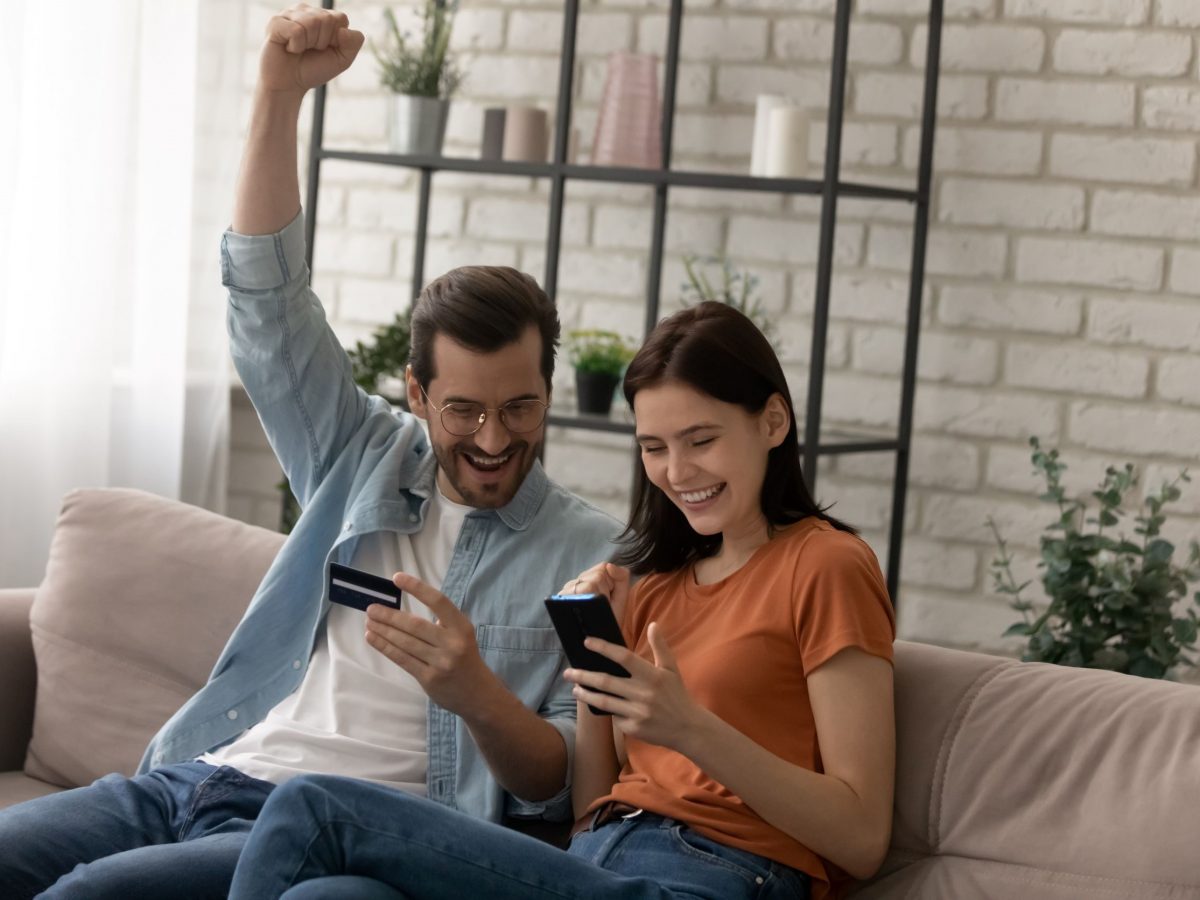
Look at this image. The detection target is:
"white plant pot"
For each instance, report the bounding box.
[388,94,449,156]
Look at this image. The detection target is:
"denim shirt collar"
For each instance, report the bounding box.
[489,458,548,532]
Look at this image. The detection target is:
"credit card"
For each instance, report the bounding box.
[328,562,403,612]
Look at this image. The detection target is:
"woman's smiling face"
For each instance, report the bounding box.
[632,379,788,540]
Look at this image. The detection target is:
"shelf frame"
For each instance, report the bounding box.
[303,0,944,605]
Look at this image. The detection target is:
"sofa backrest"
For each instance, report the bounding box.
[855,640,1200,899]
[24,488,284,788]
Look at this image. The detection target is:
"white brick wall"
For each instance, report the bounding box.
[996,79,1135,127]
[939,177,1085,231]
[1048,134,1195,185]
[1004,0,1150,26]
[1052,30,1192,78]
[223,0,1200,659]
[1015,237,1163,290]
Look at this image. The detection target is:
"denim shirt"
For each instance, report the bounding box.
[137,212,621,824]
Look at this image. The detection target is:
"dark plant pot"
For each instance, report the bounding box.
[575,369,620,416]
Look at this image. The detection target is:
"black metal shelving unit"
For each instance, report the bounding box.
[304,0,944,604]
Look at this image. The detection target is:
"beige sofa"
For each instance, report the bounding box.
[2,488,1198,899]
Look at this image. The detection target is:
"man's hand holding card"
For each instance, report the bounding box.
[328,565,501,718]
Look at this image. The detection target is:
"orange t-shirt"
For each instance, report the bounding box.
[594,517,895,900]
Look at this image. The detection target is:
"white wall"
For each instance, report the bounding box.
[228,0,1200,655]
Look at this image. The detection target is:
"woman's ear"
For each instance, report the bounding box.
[763,393,790,448]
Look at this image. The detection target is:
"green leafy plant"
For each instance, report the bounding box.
[565,329,636,378]
[989,436,1200,679]
[373,2,462,98]
[279,312,413,533]
[348,311,412,401]
[681,254,780,352]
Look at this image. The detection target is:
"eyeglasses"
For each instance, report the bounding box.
[420,388,550,437]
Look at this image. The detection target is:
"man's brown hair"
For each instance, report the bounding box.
[409,266,559,390]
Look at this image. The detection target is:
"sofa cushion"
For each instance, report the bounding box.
[874,641,1200,897]
[852,854,1200,900]
[0,771,63,811]
[24,488,284,788]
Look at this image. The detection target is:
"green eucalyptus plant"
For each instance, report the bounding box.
[988,437,1200,679]
[348,311,412,402]
[681,254,780,352]
[373,2,462,99]
[565,329,636,378]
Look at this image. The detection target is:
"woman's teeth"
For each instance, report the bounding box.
[680,484,724,503]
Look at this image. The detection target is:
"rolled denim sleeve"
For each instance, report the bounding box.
[501,645,578,822]
[222,211,377,506]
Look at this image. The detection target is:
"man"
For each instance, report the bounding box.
[0,5,618,898]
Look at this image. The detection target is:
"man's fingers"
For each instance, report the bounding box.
[365,629,429,675]
[267,7,348,54]
[315,12,339,50]
[366,604,440,648]
[266,16,305,50]
[335,28,366,61]
[392,572,460,624]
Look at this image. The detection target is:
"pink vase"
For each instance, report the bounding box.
[591,52,661,169]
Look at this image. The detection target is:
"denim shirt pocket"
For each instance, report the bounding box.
[475,625,565,707]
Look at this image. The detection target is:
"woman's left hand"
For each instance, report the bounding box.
[563,622,705,753]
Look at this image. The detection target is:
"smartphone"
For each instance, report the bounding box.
[544,593,630,716]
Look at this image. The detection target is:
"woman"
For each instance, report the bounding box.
[228,301,896,900]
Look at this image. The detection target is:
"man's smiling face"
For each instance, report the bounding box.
[408,325,548,509]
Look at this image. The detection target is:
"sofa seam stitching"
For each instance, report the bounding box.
[29,623,198,694]
[927,661,1014,853]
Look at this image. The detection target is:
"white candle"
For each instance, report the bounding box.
[751,94,788,177]
[764,106,810,179]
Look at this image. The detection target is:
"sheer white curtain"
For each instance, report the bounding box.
[0,1,248,587]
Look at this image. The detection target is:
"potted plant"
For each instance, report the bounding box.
[373,2,462,156]
[565,329,635,417]
[681,254,780,353]
[989,436,1200,679]
[280,312,412,532]
[347,311,412,406]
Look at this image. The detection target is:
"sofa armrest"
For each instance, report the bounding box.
[0,589,37,771]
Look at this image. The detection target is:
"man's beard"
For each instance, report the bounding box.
[431,437,542,509]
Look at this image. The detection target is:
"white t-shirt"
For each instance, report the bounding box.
[201,485,471,793]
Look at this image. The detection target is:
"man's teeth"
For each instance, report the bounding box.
[680,484,724,503]
[467,452,512,466]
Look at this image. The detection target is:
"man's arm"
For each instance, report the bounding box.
[226,6,379,506]
[365,573,569,802]
[233,5,363,236]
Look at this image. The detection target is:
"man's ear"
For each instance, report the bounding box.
[763,393,790,449]
[406,365,428,421]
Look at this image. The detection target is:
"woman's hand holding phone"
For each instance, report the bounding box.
[564,622,706,755]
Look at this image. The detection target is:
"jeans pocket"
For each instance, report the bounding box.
[668,824,773,888]
[766,862,811,900]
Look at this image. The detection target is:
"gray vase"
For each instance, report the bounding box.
[388,94,449,156]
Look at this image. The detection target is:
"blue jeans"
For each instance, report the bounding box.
[228,774,811,900]
[0,761,274,899]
